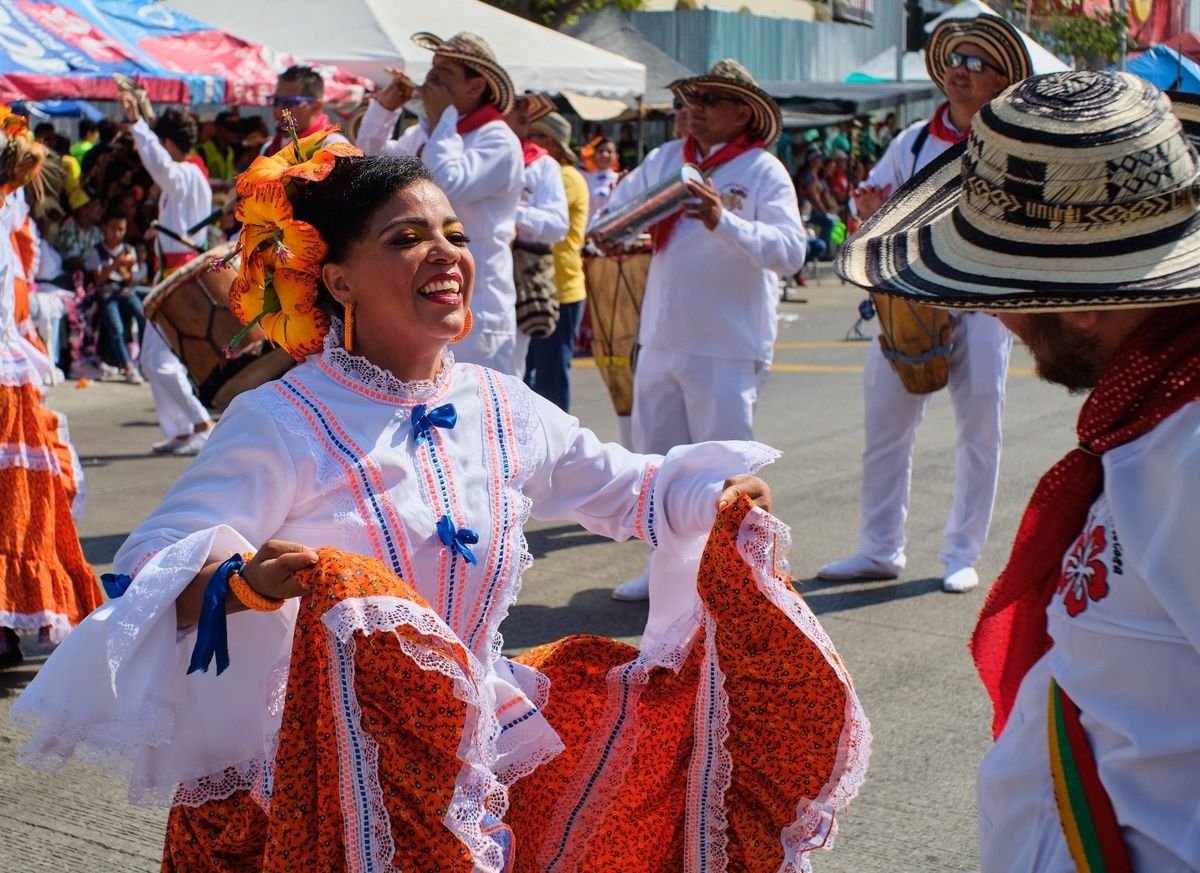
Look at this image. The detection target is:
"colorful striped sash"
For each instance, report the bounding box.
[1048,678,1133,873]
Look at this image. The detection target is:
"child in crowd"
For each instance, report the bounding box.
[83,211,144,384]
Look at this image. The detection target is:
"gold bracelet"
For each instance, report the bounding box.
[228,570,286,612]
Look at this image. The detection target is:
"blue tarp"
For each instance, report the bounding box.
[1126,45,1200,94]
[15,98,104,120]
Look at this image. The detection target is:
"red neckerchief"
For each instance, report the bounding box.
[522,140,549,166]
[267,112,333,155]
[972,305,1200,738]
[651,133,764,253]
[457,104,504,136]
[183,154,209,180]
[928,101,968,145]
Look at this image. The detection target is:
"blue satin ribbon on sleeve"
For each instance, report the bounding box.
[437,514,479,566]
[100,573,132,599]
[411,403,457,444]
[186,554,246,677]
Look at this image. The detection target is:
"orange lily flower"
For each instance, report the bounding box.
[236,183,327,275]
[229,254,328,361]
[235,126,362,197]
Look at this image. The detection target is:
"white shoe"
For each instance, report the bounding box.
[172,430,211,456]
[612,571,650,601]
[817,553,902,581]
[124,369,144,385]
[942,563,979,593]
[152,435,188,454]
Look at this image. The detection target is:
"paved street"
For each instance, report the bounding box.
[0,277,1081,872]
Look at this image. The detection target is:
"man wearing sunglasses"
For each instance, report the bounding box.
[818,15,1031,592]
[600,59,806,601]
[263,65,348,155]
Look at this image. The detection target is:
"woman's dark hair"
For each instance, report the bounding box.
[291,153,437,317]
[154,109,199,153]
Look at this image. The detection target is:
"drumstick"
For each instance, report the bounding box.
[151,220,204,252]
[187,209,225,237]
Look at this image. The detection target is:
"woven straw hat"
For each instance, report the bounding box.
[515,92,555,124]
[926,14,1032,94]
[668,59,782,147]
[531,112,577,163]
[837,71,1200,311]
[411,31,515,115]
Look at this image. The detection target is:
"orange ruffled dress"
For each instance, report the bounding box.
[0,191,100,645]
[162,496,868,872]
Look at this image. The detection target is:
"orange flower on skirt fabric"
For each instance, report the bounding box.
[235,126,361,197]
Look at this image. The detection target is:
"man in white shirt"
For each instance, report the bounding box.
[357,31,523,375]
[839,68,1200,873]
[505,92,568,374]
[263,65,350,155]
[604,60,806,600]
[819,15,1030,593]
[118,92,215,456]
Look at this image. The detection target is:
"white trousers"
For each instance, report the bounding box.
[141,326,209,439]
[631,345,768,454]
[453,326,519,377]
[858,311,1011,569]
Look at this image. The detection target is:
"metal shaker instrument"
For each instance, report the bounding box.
[588,164,705,246]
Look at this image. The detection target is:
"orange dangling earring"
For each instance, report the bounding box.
[344,301,355,352]
[450,310,472,344]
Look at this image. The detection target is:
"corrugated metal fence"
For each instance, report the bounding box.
[629,3,908,83]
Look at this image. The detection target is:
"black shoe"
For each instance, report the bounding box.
[0,627,23,668]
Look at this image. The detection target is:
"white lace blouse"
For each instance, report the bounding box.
[12,335,777,808]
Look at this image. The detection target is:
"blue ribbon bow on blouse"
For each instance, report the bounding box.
[437,514,479,566]
[411,403,457,444]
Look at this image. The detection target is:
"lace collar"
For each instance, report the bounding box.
[320,318,455,404]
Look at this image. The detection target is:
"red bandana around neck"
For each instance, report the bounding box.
[267,112,334,155]
[971,305,1200,738]
[928,101,968,145]
[522,140,549,166]
[457,104,504,136]
[651,132,764,253]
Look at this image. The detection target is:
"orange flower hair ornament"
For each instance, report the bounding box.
[222,112,362,361]
[0,105,48,197]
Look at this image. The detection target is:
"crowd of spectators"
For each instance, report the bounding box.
[24,106,269,382]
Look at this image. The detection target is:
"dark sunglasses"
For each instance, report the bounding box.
[672,97,684,111]
[946,52,1001,74]
[270,94,318,108]
[688,91,742,108]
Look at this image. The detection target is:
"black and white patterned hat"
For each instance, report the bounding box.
[837,71,1200,311]
[411,31,515,115]
[669,59,782,147]
[925,14,1032,93]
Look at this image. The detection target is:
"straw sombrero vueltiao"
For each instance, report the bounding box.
[515,91,556,124]
[668,59,783,147]
[837,71,1200,311]
[411,31,515,115]
[926,14,1032,93]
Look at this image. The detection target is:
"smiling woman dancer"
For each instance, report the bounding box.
[12,131,868,872]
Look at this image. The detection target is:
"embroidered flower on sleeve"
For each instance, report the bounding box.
[1056,520,1109,617]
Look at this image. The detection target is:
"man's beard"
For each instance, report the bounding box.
[1019,313,1106,393]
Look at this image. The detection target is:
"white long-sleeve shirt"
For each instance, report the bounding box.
[129,118,212,257]
[11,333,775,806]
[978,400,1200,872]
[600,139,805,364]
[357,101,523,341]
[516,153,568,247]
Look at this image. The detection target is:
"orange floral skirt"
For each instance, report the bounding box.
[162,497,866,872]
[0,382,100,640]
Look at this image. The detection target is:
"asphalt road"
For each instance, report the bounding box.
[0,277,1081,872]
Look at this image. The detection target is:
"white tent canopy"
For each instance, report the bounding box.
[166,0,647,98]
[847,3,1069,83]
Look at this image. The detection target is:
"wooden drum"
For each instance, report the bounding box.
[871,292,953,394]
[583,244,650,416]
[143,243,295,409]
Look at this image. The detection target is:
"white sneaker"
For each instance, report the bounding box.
[172,430,211,456]
[611,571,650,601]
[817,553,903,581]
[124,369,144,385]
[152,435,189,454]
[942,563,979,593]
